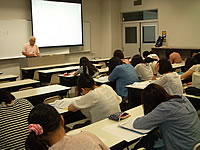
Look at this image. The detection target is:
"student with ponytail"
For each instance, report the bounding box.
[25,104,109,150]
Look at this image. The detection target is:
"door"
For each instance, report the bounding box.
[122,21,157,57]
[140,22,157,55]
[122,22,140,57]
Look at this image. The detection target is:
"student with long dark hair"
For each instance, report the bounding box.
[153,59,183,95]
[74,56,99,77]
[25,103,109,150]
[0,89,33,149]
[133,84,200,150]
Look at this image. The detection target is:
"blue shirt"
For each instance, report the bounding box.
[108,64,139,97]
[133,96,200,150]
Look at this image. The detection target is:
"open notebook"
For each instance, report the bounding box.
[119,118,152,135]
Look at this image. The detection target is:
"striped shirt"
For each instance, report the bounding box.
[0,99,33,149]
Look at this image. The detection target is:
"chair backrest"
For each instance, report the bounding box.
[49,73,61,85]
[193,143,200,150]
[43,95,61,104]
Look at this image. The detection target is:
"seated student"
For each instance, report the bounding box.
[181,53,200,80]
[74,56,99,77]
[0,89,33,149]
[142,50,150,59]
[25,104,109,150]
[130,54,143,67]
[133,84,200,150]
[131,54,154,81]
[147,50,160,61]
[168,51,182,64]
[108,57,140,99]
[68,74,122,123]
[152,59,183,95]
[113,49,130,64]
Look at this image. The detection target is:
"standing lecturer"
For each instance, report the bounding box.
[22,36,40,57]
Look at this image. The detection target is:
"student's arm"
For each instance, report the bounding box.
[68,104,78,112]
[152,63,159,80]
[36,46,40,57]
[133,103,168,130]
[181,69,193,80]
[68,92,95,111]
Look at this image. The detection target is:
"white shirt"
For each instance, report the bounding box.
[153,72,183,95]
[135,63,153,81]
[22,43,40,56]
[72,84,122,123]
[190,64,200,72]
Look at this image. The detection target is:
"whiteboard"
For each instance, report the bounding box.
[0,20,31,59]
[0,20,90,60]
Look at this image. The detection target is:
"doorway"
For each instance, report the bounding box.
[122,21,158,57]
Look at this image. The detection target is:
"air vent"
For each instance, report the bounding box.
[134,0,142,6]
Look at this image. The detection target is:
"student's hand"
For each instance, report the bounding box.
[155,63,159,74]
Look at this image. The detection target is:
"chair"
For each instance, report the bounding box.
[43,95,61,104]
[33,70,40,80]
[49,73,61,85]
[193,143,200,150]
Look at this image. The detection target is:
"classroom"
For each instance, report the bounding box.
[0,0,200,150]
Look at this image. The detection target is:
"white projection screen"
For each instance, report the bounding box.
[31,0,83,47]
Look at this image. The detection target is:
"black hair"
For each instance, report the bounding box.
[143,51,150,58]
[25,104,61,150]
[113,49,124,59]
[108,57,123,73]
[79,57,98,76]
[0,89,15,104]
[131,54,144,67]
[158,59,172,74]
[141,84,180,115]
[77,73,95,92]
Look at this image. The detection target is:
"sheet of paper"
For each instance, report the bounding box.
[119,118,152,134]
[49,96,81,113]
[102,122,146,142]
[126,81,151,89]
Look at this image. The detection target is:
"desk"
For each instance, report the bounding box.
[21,59,105,79]
[183,93,200,110]
[59,67,109,87]
[12,84,71,105]
[0,79,40,92]
[0,74,18,82]
[59,74,79,87]
[68,105,145,149]
[49,96,86,124]
[38,66,80,85]
[21,62,79,79]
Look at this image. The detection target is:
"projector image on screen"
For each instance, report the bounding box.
[31,0,83,47]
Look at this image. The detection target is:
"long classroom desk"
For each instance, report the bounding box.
[12,84,71,105]
[68,105,147,149]
[21,60,106,79]
[21,62,79,79]
[0,74,18,82]
[38,66,80,85]
[59,67,109,87]
[0,79,40,92]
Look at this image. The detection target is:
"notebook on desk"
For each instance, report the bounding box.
[118,118,151,135]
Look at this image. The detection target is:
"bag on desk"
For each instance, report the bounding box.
[108,112,131,121]
[185,87,200,96]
